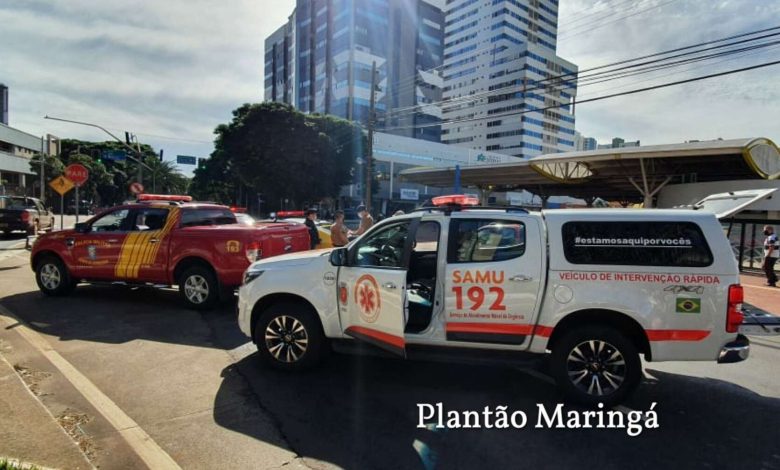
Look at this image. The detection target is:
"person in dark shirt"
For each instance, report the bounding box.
[305,209,321,249]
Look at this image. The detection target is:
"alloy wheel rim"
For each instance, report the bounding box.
[265,315,309,363]
[40,263,61,290]
[566,339,626,396]
[184,275,209,304]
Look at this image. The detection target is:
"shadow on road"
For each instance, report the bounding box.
[1,287,247,350]
[214,352,780,470]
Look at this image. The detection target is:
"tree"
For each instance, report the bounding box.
[30,138,188,208]
[190,102,365,212]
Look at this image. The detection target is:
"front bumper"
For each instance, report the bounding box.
[717,334,750,364]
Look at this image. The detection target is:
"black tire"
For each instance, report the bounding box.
[254,301,326,371]
[178,265,219,310]
[35,255,76,297]
[550,326,641,407]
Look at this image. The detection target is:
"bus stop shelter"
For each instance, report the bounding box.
[399,137,780,207]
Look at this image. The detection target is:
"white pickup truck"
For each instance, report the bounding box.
[237,194,778,405]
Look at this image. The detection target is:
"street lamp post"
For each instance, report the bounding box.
[44,116,154,182]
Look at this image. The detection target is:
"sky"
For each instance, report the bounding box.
[1,0,779,176]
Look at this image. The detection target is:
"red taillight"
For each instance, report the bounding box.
[21,211,29,222]
[726,284,744,333]
[246,241,262,263]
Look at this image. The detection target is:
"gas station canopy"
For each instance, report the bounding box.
[399,137,780,206]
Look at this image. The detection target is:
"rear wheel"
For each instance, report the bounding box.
[178,266,219,310]
[35,256,76,296]
[550,326,641,407]
[254,302,326,371]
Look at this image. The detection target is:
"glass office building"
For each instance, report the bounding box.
[264,0,444,142]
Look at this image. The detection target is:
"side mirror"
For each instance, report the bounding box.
[74,223,90,234]
[329,247,347,267]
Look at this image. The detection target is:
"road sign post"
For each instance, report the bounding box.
[129,182,144,196]
[49,175,75,231]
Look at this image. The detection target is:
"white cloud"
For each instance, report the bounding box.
[0,0,295,172]
[557,0,780,145]
[1,0,777,172]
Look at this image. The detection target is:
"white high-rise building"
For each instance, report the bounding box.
[440,0,578,158]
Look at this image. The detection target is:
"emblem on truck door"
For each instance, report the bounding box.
[354,274,381,323]
[226,240,240,253]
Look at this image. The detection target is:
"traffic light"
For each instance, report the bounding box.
[125,132,131,145]
[159,149,164,161]
[91,149,104,165]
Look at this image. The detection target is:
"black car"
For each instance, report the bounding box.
[0,196,56,235]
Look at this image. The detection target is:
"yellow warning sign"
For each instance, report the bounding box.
[49,175,75,196]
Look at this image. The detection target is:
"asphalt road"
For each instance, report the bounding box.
[1,252,779,469]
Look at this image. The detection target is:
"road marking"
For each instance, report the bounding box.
[0,304,182,470]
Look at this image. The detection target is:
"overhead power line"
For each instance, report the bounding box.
[382,25,780,118]
[379,59,780,133]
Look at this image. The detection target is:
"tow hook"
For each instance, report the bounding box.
[718,334,750,364]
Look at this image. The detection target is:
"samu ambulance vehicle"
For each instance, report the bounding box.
[237,193,779,405]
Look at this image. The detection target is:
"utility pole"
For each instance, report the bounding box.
[365,61,377,214]
[39,136,45,203]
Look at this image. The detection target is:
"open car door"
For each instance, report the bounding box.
[338,220,414,357]
[693,188,777,219]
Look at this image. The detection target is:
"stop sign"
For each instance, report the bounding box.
[65,164,89,187]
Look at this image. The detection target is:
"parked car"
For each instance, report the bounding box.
[31,194,310,309]
[0,196,55,235]
[237,194,778,406]
[66,200,94,215]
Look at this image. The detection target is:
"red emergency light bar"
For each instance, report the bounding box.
[277,210,305,218]
[432,195,480,206]
[137,194,193,202]
[229,206,247,213]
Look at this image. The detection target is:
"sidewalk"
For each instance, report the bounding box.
[741,274,779,315]
[0,354,91,469]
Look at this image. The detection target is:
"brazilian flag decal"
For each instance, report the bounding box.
[676,297,701,314]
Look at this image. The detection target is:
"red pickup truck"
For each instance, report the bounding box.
[30,195,310,309]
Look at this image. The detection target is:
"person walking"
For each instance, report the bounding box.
[305,209,321,250]
[763,225,779,287]
[349,204,374,237]
[330,210,349,247]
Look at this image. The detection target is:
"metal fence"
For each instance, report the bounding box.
[723,219,780,272]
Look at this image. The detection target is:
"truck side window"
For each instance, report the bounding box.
[448,219,526,263]
[131,208,169,232]
[561,221,714,267]
[180,209,236,227]
[352,222,411,269]
[91,209,130,233]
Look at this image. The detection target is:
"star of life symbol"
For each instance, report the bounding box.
[355,274,381,323]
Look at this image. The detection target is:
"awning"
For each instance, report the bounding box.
[399,137,780,206]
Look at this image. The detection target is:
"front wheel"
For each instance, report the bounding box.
[178,266,219,310]
[254,302,326,371]
[35,256,76,296]
[550,326,641,407]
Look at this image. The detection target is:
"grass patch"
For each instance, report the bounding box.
[0,459,41,470]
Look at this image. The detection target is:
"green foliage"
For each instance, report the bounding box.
[29,139,189,207]
[189,102,365,211]
[0,459,41,470]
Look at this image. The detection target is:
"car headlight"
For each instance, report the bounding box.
[243,268,265,285]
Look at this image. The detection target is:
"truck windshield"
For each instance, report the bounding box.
[180,208,237,227]
[0,197,34,210]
